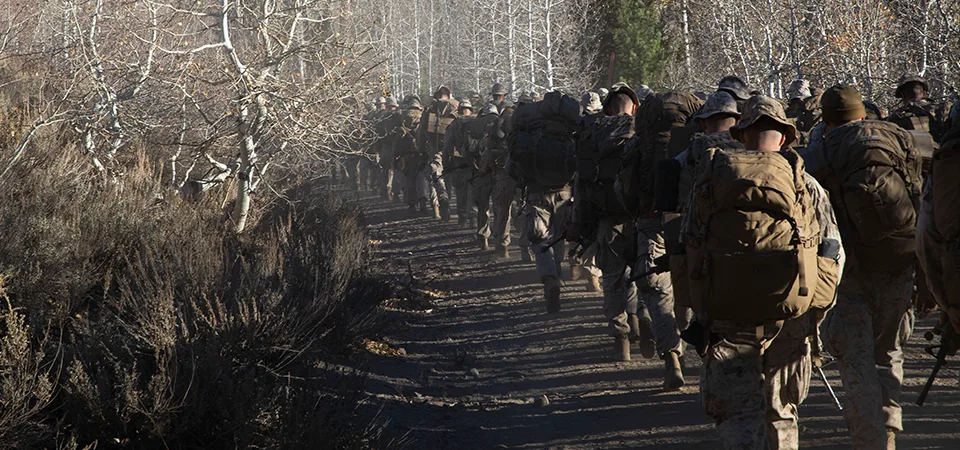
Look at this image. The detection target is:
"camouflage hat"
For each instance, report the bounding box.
[517,93,534,105]
[490,83,508,96]
[694,91,741,120]
[895,73,929,98]
[594,87,610,100]
[434,85,452,99]
[729,95,798,147]
[375,96,387,105]
[610,81,631,91]
[602,84,640,116]
[786,79,812,101]
[479,103,500,117]
[384,97,399,107]
[718,75,751,101]
[635,85,653,101]
[581,92,602,114]
[459,99,474,111]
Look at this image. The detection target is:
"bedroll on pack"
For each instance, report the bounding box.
[817,120,923,273]
[508,92,581,188]
[682,149,836,322]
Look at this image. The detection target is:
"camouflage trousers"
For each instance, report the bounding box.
[573,241,602,278]
[491,169,517,248]
[701,317,813,450]
[821,265,914,447]
[634,217,691,357]
[446,167,475,224]
[595,217,650,337]
[917,180,960,309]
[415,153,449,207]
[524,188,572,280]
[472,173,493,239]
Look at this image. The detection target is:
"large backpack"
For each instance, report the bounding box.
[507,92,581,189]
[423,99,459,150]
[815,120,923,273]
[620,91,702,216]
[576,114,635,217]
[683,149,834,322]
[933,126,960,241]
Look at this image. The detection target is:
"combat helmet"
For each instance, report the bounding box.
[489,83,508,96]
[895,73,929,99]
[385,97,399,108]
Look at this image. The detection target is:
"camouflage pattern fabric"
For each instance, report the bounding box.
[822,262,914,445]
[472,173,494,239]
[416,152,449,208]
[595,217,642,337]
[491,169,517,248]
[917,178,960,310]
[634,216,690,357]
[524,188,573,279]
[701,316,813,450]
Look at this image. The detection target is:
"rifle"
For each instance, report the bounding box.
[815,364,843,411]
[916,322,960,406]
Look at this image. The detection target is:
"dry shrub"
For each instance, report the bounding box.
[0,141,395,448]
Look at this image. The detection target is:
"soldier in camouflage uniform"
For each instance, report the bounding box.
[441,100,481,228]
[376,97,400,200]
[887,73,946,142]
[490,83,508,108]
[688,96,844,450]
[393,95,424,212]
[567,92,604,291]
[812,85,914,450]
[352,97,387,192]
[416,86,460,220]
[785,79,811,120]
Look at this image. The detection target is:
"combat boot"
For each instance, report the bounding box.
[497,244,510,258]
[586,275,602,292]
[614,334,631,361]
[478,236,490,251]
[543,276,561,313]
[439,200,451,222]
[431,203,441,219]
[628,313,656,359]
[663,351,684,391]
[520,246,532,262]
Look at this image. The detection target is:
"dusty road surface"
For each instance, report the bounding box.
[349,190,960,450]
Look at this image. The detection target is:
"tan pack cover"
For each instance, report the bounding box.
[683,149,827,322]
[933,130,960,241]
[817,120,922,273]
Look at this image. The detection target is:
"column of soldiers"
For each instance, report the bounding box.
[344,72,958,450]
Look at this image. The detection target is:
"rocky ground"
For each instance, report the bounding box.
[349,190,960,449]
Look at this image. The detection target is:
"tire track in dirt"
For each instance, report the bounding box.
[353,191,959,449]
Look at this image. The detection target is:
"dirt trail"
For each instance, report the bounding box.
[351,191,959,450]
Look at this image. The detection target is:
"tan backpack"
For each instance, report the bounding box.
[933,127,960,241]
[682,149,834,322]
[815,120,923,273]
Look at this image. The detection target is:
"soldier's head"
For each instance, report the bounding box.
[434,85,452,101]
[594,87,610,102]
[863,100,886,121]
[375,96,387,110]
[467,91,483,106]
[404,94,423,110]
[821,84,867,131]
[459,99,474,116]
[602,85,640,116]
[730,95,797,151]
[786,79,811,111]
[635,85,653,103]
[479,103,500,118]
[517,93,533,106]
[529,91,542,102]
[695,91,741,134]
[895,73,928,102]
[717,75,751,103]
[489,83,507,104]
[384,97,399,111]
[581,92,602,115]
